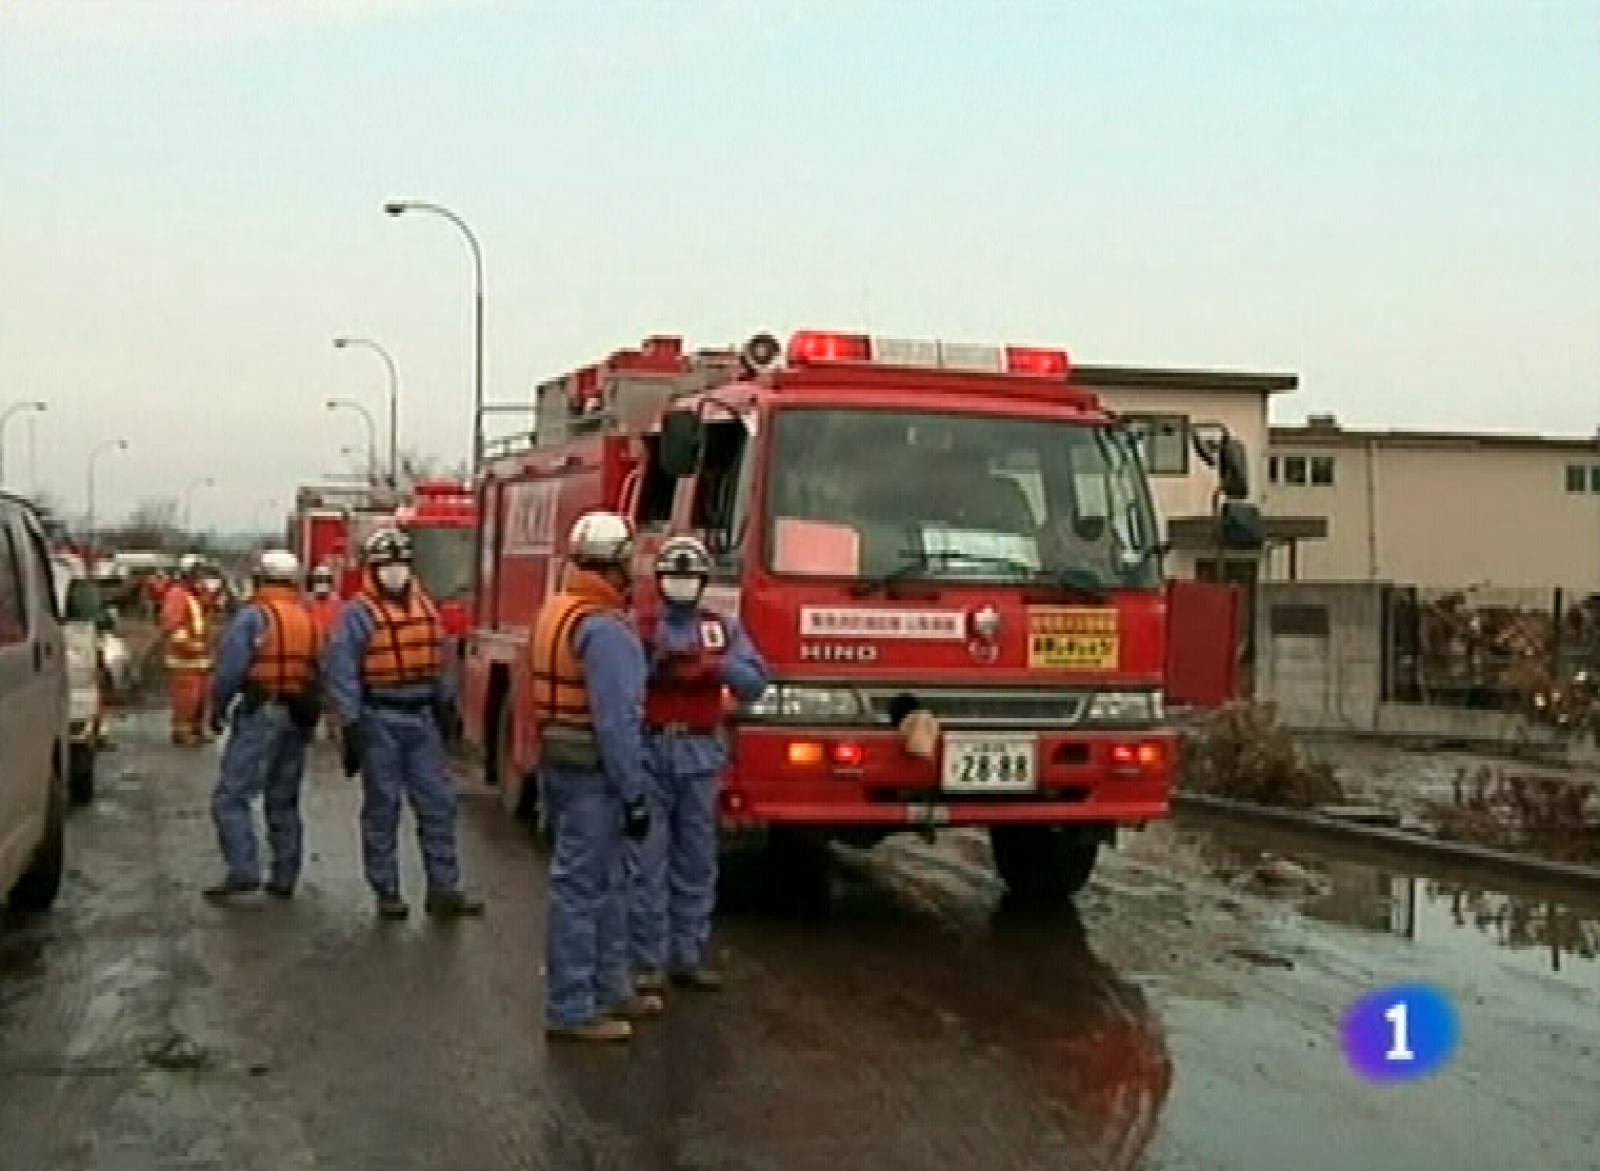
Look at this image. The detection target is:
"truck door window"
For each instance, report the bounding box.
[635,435,676,530]
[691,419,749,560]
[0,522,27,645]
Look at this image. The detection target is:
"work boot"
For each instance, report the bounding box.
[546,1018,633,1043]
[604,993,665,1022]
[265,882,295,900]
[376,895,410,920]
[635,969,668,995]
[424,889,485,918]
[202,877,260,904]
[670,966,725,990]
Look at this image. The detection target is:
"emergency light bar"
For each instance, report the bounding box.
[786,330,1070,378]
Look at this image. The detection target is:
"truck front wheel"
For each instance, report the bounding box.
[989,826,1100,902]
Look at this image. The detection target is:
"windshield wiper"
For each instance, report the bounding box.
[850,549,1040,597]
[1026,565,1111,602]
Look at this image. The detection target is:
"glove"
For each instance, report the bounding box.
[431,698,453,737]
[621,796,652,843]
[208,706,228,736]
[340,723,364,778]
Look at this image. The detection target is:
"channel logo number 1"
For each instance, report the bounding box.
[1341,983,1459,1082]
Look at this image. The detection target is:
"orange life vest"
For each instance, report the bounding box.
[245,585,321,697]
[528,568,625,731]
[163,586,211,671]
[358,582,442,688]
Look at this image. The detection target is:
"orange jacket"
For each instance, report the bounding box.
[161,584,211,670]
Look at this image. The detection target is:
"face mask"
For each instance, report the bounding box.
[659,574,705,606]
[376,565,411,593]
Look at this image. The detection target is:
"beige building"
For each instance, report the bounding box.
[1075,364,1317,580]
[1265,416,1600,592]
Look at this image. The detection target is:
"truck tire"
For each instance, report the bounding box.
[495,701,543,838]
[989,826,1099,902]
[69,742,97,805]
[10,771,66,912]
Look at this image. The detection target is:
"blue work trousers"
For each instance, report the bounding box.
[629,731,724,973]
[211,701,310,888]
[358,707,461,898]
[543,766,632,1027]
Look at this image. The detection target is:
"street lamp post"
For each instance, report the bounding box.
[326,398,379,485]
[0,400,47,488]
[333,336,400,488]
[183,476,217,532]
[86,437,130,555]
[384,200,484,480]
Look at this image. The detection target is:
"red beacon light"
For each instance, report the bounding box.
[787,330,1070,378]
[1004,346,1071,377]
[788,330,872,364]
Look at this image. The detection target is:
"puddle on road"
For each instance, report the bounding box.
[1189,832,1600,994]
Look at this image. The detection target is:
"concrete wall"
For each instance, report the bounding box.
[1254,581,1386,732]
[1266,430,1600,592]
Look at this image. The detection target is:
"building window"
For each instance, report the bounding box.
[1591,466,1600,494]
[1125,414,1189,476]
[1567,465,1588,493]
[1283,455,1308,485]
[1310,455,1335,486]
[1267,456,1280,484]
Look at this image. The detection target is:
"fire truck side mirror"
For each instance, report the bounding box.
[1218,436,1250,499]
[1218,501,1264,552]
[658,409,704,478]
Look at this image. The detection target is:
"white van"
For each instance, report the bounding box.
[52,554,106,804]
[1,495,70,913]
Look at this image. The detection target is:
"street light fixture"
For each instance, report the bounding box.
[333,336,400,488]
[183,475,217,532]
[326,397,378,485]
[383,199,484,479]
[0,400,47,488]
[86,437,130,555]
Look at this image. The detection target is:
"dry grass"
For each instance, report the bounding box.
[1426,766,1600,864]
[1178,701,1344,810]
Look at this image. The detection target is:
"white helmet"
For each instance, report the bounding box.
[254,548,300,584]
[177,553,203,577]
[567,510,633,567]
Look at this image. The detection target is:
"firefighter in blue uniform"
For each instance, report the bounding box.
[632,535,769,992]
[530,510,656,1042]
[326,527,484,920]
[203,548,323,902]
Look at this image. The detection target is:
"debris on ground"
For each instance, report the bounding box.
[1425,765,1600,864]
[142,1030,213,1072]
[1179,702,1345,809]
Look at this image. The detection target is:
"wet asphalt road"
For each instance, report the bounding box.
[2,707,1598,1171]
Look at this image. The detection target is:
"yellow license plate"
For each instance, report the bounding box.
[1028,606,1120,670]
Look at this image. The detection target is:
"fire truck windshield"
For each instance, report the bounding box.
[763,407,1162,589]
[408,524,474,602]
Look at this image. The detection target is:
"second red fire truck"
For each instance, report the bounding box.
[460,329,1261,899]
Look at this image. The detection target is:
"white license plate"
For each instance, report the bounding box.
[940,733,1037,793]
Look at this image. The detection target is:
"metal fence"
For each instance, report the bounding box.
[1384,586,1600,731]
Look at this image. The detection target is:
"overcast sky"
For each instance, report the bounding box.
[2,0,1595,531]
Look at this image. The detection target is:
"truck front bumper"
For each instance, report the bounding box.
[720,725,1174,830]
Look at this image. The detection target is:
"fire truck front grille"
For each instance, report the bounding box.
[863,688,1087,729]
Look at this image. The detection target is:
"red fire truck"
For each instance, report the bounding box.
[461,329,1260,899]
[393,479,477,638]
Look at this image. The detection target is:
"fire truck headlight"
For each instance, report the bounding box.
[744,684,867,722]
[1086,690,1164,726]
